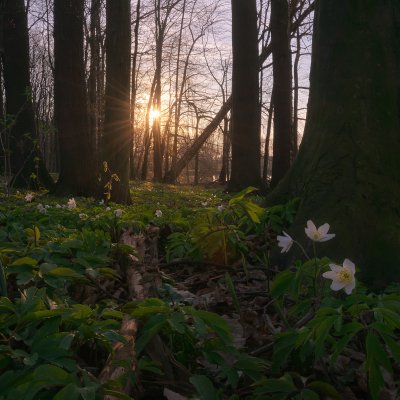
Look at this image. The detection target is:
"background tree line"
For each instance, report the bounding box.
[0,0,314,202]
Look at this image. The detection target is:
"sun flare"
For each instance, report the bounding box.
[149,108,161,123]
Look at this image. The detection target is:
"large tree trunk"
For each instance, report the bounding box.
[228,0,261,191]
[54,0,96,196]
[88,0,102,172]
[270,0,292,188]
[2,0,53,190]
[268,0,400,289]
[103,0,132,204]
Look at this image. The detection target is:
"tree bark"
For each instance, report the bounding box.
[103,0,132,204]
[130,0,141,180]
[268,0,400,289]
[54,0,96,196]
[2,0,53,190]
[270,0,292,188]
[229,0,261,191]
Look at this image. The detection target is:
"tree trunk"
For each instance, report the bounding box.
[268,0,400,289]
[218,116,230,184]
[2,0,53,190]
[270,0,292,188]
[88,0,101,171]
[54,0,96,196]
[130,0,141,180]
[263,94,274,182]
[229,0,261,191]
[103,0,132,204]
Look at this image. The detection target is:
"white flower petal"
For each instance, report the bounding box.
[343,258,356,273]
[330,281,345,291]
[322,271,337,280]
[344,280,356,295]
[306,220,316,231]
[318,223,330,236]
[329,263,342,272]
[319,233,336,242]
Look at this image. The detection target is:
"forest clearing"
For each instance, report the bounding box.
[1,0,400,399]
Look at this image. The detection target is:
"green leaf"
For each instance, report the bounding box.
[136,314,168,355]
[190,374,220,400]
[45,267,87,280]
[368,361,384,400]
[381,333,400,364]
[10,257,38,267]
[225,272,240,313]
[186,309,232,344]
[366,330,392,373]
[102,389,133,400]
[330,322,364,364]
[272,331,298,372]
[313,315,339,358]
[306,381,341,399]
[53,383,81,400]
[271,270,295,299]
[254,377,296,394]
[366,331,391,400]
[168,311,186,334]
[33,364,73,385]
[228,187,258,204]
[376,307,400,330]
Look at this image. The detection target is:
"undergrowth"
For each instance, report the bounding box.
[0,183,398,399]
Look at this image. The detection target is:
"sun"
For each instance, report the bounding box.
[149,108,160,123]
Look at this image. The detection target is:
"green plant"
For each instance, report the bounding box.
[0,288,126,399]
[123,298,267,398]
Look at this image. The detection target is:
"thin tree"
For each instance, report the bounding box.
[54,0,95,195]
[102,0,132,204]
[166,2,315,182]
[2,0,53,190]
[228,0,261,191]
[268,0,400,288]
[130,0,141,179]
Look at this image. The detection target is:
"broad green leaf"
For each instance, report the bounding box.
[306,381,341,399]
[10,257,38,267]
[381,333,400,364]
[272,331,298,372]
[190,374,220,400]
[271,270,295,299]
[366,331,392,373]
[136,314,168,355]
[186,309,232,344]
[53,383,81,400]
[253,377,296,394]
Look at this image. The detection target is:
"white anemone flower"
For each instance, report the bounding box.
[114,209,123,218]
[79,213,88,220]
[25,193,34,202]
[305,220,335,242]
[276,231,294,253]
[322,259,356,295]
[155,209,162,218]
[217,205,224,212]
[67,198,77,209]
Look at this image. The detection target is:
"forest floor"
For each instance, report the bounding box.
[0,182,398,399]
